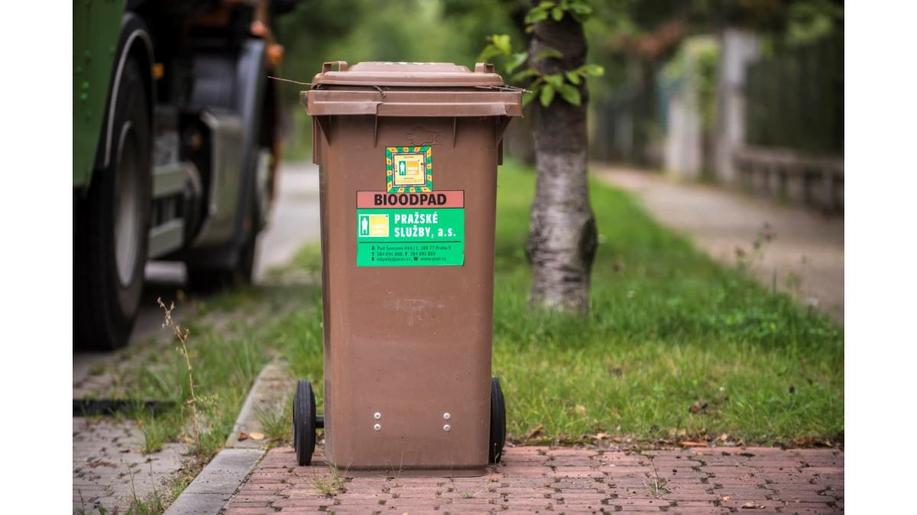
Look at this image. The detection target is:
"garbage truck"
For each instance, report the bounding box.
[73,0,296,350]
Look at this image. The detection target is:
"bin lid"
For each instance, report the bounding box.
[311,61,505,88]
[305,61,523,118]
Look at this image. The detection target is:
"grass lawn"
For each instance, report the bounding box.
[277,160,843,446]
[489,162,842,446]
[115,159,842,468]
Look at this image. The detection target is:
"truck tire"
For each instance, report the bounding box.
[185,40,269,292]
[186,200,257,291]
[74,58,151,350]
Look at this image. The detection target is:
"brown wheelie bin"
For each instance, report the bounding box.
[292,61,522,474]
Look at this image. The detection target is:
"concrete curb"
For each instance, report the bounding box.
[166,359,294,514]
[164,448,263,515]
[225,359,294,449]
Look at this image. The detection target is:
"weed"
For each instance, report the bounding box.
[646,461,670,497]
[136,408,182,454]
[126,462,169,514]
[313,467,346,496]
[257,399,293,444]
[157,298,201,445]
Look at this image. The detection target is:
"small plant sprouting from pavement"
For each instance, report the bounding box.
[157,297,201,446]
[313,467,346,496]
[127,461,168,515]
[257,398,292,444]
[646,461,670,497]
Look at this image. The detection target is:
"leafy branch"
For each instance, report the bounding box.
[478,0,604,107]
[525,0,594,25]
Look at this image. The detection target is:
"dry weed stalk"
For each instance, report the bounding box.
[157,297,201,443]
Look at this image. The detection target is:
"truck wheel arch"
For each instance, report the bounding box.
[97,13,154,172]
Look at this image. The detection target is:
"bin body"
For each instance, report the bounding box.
[304,62,521,471]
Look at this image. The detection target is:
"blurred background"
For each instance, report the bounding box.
[277,0,843,212]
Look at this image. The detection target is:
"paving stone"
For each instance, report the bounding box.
[72,417,189,514]
[219,445,844,514]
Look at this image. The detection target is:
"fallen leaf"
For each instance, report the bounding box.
[721,496,731,502]
[718,433,730,441]
[574,405,587,416]
[238,432,249,441]
[679,441,708,448]
[525,424,543,439]
[249,432,265,441]
[593,432,609,441]
[741,502,765,509]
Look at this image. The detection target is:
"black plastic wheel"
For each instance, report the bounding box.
[293,380,316,466]
[489,377,506,464]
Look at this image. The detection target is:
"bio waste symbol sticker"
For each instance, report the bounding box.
[386,145,432,193]
[358,213,390,238]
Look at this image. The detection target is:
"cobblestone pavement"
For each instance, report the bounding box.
[223,445,843,514]
[72,418,188,512]
[594,167,843,324]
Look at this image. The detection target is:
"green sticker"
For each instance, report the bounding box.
[356,208,464,267]
[385,146,433,193]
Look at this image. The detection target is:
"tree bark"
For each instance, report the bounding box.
[526,14,597,313]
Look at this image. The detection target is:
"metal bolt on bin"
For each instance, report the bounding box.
[292,61,522,474]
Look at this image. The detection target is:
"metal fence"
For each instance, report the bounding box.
[745,35,843,155]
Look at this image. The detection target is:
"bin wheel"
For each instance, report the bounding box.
[293,380,316,466]
[489,377,506,464]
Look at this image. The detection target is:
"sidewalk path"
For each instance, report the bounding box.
[73,418,187,512]
[223,445,843,514]
[594,166,844,324]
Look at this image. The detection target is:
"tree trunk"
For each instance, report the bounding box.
[526,14,597,313]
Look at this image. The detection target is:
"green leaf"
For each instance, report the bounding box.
[522,90,537,107]
[505,52,529,73]
[491,34,512,55]
[511,68,540,82]
[543,73,564,89]
[477,45,501,63]
[557,83,582,105]
[568,0,593,16]
[552,6,564,21]
[565,71,582,85]
[540,84,555,107]
[533,47,563,62]
[525,8,549,24]
[577,64,605,77]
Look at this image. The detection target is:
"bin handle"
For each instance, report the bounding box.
[322,61,349,73]
[474,62,495,74]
